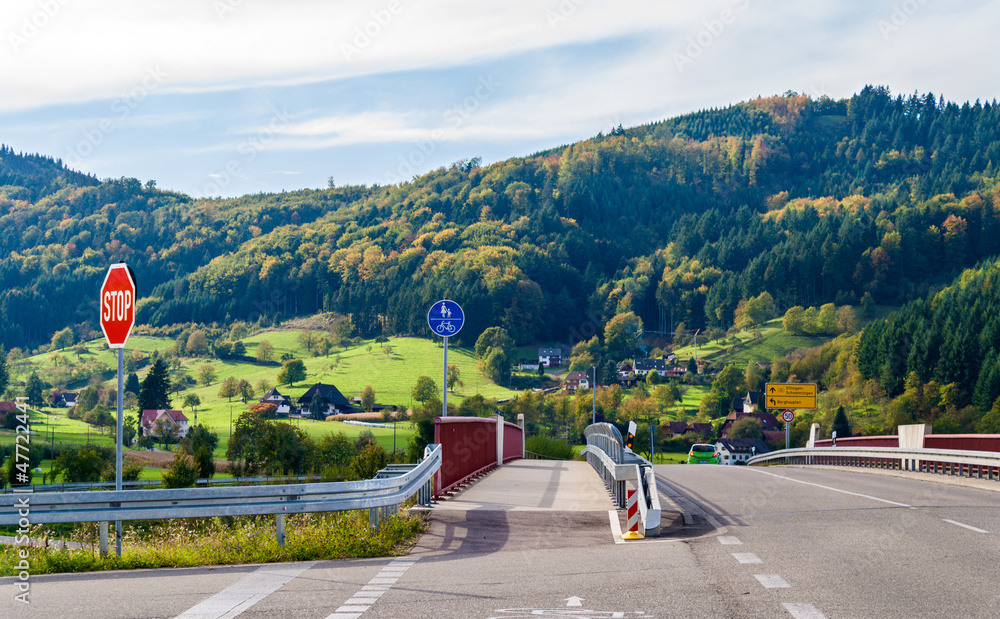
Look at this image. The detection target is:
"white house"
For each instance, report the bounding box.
[633,358,667,377]
[715,438,769,465]
[538,348,564,367]
[140,409,189,438]
[259,387,295,416]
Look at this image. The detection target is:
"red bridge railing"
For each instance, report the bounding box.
[433,415,523,496]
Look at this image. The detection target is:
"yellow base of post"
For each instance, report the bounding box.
[621,531,645,540]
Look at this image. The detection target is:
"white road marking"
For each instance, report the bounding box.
[732,552,762,564]
[943,519,989,533]
[608,510,625,544]
[746,468,914,508]
[565,596,584,607]
[175,561,317,619]
[718,536,742,545]
[334,606,371,613]
[783,602,827,618]
[324,558,419,619]
[755,574,791,589]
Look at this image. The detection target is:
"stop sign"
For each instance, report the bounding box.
[100,263,136,348]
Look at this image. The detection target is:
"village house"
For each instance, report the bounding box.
[633,358,668,377]
[259,387,295,416]
[298,383,360,418]
[564,370,591,391]
[715,438,770,465]
[140,409,189,438]
[537,347,564,368]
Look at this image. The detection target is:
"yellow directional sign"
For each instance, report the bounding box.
[764,383,817,410]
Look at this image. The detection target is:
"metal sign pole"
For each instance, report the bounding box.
[785,421,789,451]
[116,347,123,557]
[442,336,448,417]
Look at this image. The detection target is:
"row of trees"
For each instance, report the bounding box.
[224,410,401,479]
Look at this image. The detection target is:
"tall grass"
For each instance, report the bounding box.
[0,510,424,576]
[525,436,574,459]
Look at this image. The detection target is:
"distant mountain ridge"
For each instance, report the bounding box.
[2,86,1000,356]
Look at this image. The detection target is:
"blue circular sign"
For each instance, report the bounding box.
[427,300,464,337]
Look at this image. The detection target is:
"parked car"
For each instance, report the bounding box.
[687,443,719,464]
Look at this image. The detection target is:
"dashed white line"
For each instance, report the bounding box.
[324,557,419,619]
[718,536,742,545]
[783,602,827,618]
[754,574,791,589]
[732,552,762,564]
[943,519,989,533]
[175,561,317,619]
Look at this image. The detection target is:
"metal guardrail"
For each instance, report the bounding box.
[0,445,442,533]
[1,474,327,494]
[747,445,1000,480]
[583,423,661,535]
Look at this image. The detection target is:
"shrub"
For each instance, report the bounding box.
[161,453,198,488]
[525,436,574,460]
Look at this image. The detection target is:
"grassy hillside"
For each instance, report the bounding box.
[3,330,521,465]
[670,319,829,366]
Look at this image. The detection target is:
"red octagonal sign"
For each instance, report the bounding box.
[100,263,136,348]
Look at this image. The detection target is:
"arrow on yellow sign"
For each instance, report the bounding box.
[764,383,817,409]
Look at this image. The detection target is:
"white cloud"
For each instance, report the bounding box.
[0,0,702,111]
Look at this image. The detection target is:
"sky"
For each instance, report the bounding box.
[1,0,998,198]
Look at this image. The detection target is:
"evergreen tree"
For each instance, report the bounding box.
[687,357,698,375]
[137,359,172,410]
[124,372,140,395]
[26,372,44,407]
[832,406,852,438]
[194,446,215,481]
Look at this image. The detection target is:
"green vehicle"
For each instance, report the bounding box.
[687,443,719,464]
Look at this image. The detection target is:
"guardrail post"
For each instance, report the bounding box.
[369,507,379,529]
[99,521,108,557]
[276,514,285,549]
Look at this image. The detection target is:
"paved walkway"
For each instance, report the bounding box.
[432,459,614,512]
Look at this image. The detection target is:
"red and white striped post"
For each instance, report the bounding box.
[622,488,644,540]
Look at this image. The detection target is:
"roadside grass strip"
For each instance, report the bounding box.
[0,511,424,576]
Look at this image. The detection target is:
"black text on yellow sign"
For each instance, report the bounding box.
[764,383,817,410]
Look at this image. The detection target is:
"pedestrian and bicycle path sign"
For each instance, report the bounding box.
[427,299,464,337]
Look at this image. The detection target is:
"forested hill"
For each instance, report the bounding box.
[0,145,98,200]
[3,86,1000,352]
[857,258,1000,413]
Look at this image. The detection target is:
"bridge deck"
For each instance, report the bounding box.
[433,459,613,511]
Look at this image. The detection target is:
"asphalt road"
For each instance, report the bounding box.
[656,464,1000,618]
[3,464,999,618]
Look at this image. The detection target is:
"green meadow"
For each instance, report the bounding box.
[3,332,525,468]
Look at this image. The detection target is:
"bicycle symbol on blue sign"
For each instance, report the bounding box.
[427,300,464,337]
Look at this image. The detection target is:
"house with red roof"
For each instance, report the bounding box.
[140,409,189,438]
